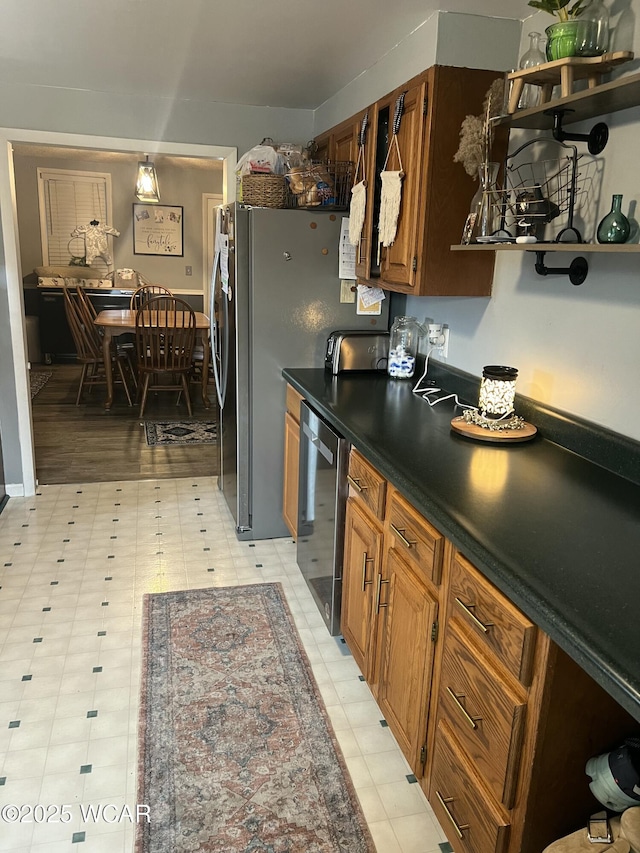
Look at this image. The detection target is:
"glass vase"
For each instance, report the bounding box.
[597,195,630,244]
[469,162,500,242]
[575,0,610,56]
[518,31,546,110]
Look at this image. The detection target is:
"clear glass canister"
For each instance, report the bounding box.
[388,316,422,379]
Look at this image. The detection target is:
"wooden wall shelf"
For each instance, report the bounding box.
[451,243,640,252]
[497,70,640,130]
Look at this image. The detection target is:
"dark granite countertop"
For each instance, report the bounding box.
[283,365,640,723]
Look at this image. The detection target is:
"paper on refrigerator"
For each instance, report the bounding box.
[339,218,356,280]
[340,217,385,315]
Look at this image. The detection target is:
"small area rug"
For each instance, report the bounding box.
[29,370,52,399]
[144,421,218,446]
[136,583,374,853]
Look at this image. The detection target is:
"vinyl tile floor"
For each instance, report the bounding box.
[0,476,451,853]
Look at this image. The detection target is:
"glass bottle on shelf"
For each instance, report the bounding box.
[517,31,546,111]
[388,316,422,379]
[597,195,630,244]
[468,162,501,242]
[576,0,610,56]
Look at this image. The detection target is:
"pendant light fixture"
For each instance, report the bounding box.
[135,155,160,203]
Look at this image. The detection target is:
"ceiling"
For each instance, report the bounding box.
[2,0,532,111]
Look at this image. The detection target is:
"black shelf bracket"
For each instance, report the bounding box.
[534,250,588,285]
[547,108,609,155]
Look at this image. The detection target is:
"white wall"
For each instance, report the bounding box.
[0,83,314,165]
[313,11,521,135]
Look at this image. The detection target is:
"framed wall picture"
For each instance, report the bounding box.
[133,204,183,256]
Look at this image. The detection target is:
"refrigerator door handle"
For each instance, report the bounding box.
[210,220,229,410]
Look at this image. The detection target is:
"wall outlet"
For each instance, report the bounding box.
[185,265,192,276]
[427,323,449,359]
[440,327,449,359]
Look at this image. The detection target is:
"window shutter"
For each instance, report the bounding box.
[38,169,111,265]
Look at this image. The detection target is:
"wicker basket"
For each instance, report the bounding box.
[241,174,288,208]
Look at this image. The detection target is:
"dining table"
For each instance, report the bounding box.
[94,308,211,410]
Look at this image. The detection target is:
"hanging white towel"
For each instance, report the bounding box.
[378,170,403,249]
[349,180,367,247]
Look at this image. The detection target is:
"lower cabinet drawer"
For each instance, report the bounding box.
[437,623,526,809]
[449,552,536,685]
[430,724,510,853]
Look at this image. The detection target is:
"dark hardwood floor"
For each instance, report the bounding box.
[30,364,219,485]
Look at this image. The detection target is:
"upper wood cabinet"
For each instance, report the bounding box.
[314,65,508,297]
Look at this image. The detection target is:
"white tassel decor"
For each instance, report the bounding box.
[349,181,367,247]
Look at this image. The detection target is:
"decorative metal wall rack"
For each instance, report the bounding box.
[452,69,640,285]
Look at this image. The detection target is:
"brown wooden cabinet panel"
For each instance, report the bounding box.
[376,81,426,290]
[437,622,526,809]
[449,551,536,686]
[377,547,438,774]
[341,497,383,680]
[387,488,444,585]
[348,448,386,520]
[282,410,300,539]
[282,383,305,538]
[430,723,510,853]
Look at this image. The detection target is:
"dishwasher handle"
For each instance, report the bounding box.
[301,420,334,465]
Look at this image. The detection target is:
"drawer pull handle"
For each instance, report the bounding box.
[435,791,469,839]
[362,553,374,591]
[347,475,367,492]
[390,523,417,549]
[446,687,481,730]
[455,597,494,634]
[375,573,389,613]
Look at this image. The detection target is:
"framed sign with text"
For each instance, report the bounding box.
[133,204,183,256]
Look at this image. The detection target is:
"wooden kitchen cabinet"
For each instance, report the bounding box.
[342,497,383,680]
[426,548,638,853]
[339,445,639,853]
[282,383,304,538]
[377,545,438,774]
[315,65,508,296]
[341,449,386,681]
[341,453,440,775]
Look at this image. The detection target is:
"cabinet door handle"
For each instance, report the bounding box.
[347,475,367,492]
[435,791,469,839]
[375,573,389,613]
[390,523,417,549]
[455,597,493,634]
[446,687,481,730]
[362,553,374,590]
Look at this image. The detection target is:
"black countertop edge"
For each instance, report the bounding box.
[427,361,640,486]
[282,366,640,722]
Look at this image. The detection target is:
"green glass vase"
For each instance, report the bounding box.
[597,195,630,244]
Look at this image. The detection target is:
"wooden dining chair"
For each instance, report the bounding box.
[62,285,133,406]
[135,295,196,417]
[130,284,172,310]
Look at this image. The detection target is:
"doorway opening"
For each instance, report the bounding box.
[0,129,236,494]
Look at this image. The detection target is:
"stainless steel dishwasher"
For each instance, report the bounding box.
[296,400,349,636]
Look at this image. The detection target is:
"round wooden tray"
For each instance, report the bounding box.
[451,416,537,443]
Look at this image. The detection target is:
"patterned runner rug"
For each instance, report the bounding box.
[144,421,218,446]
[136,583,374,852]
[29,370,52,399]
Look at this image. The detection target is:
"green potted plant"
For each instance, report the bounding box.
[528,0,609,61]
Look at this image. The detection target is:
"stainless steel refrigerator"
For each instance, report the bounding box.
[210,203,388,541]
